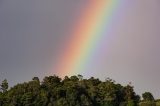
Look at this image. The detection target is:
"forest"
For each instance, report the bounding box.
[0,75,160,106]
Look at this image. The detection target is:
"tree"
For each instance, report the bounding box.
[77,74,83,81]
[41,75,61,89]
[70,75,79,82]
[124,84,136,101]
[142,92,154,101]
[32,77,40,83]
[1,79,8,93]
[0,75,156,106]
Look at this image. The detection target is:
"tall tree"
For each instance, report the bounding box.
[142,92,154,101]
[1,79,8,93]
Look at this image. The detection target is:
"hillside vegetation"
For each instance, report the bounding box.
[0,75,159,106]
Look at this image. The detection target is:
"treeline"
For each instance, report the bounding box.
[0,75,159,106]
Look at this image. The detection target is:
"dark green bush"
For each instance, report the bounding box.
[156,100,160,106]
[119,102,127,106]
[139,101,156,106]
[127,100,136,106]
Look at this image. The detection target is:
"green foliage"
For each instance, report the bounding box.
[142,92,154,101]
[127,100,135,106]
[140,92,156,106]
[156,100,160,106]
[139,101,156,106]
[0,75,157,106]
[119,102,127,106]
[1,79,8,93]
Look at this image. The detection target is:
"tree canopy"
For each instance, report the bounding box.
[0,75,158,106]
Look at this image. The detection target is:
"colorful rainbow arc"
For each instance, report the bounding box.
[54,0,120,77]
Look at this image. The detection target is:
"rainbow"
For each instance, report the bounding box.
[54,0,121,77]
